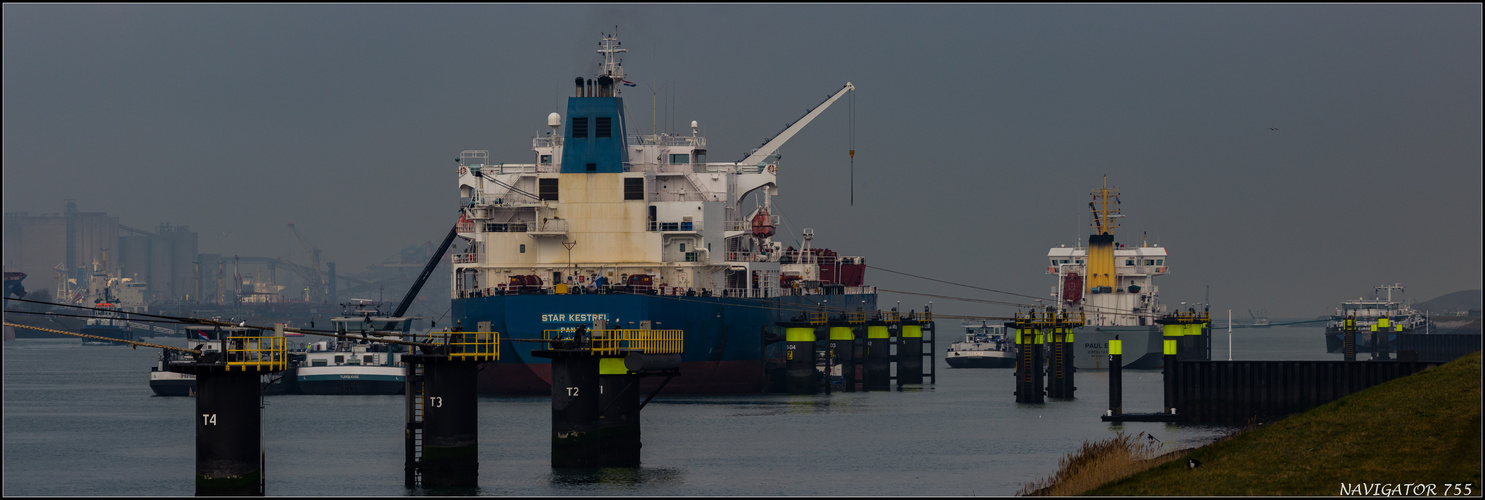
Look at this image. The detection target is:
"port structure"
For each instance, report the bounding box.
[531,328,683,468]
[404,330,499,489]
[165,333,288,496]
[1010,309,1084,403]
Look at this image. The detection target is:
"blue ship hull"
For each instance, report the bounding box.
[455,291,877,395]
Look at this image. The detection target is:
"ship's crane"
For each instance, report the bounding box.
[287,223,327,302]
[738,82,855,167]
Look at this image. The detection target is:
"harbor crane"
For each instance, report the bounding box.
[287,223,328,302]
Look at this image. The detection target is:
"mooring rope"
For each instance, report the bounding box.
[3,321,201,353]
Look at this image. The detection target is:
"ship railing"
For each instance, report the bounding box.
[426,331,499,361]
[627,134,706,148]
[224,336,288,371]
[649,220,701,232]
[883,311,902,323]
[846,311,867,324]
[476,163,549,175]
[542,328,684,355]
[451,253,478,264]
[719,287,781,299]
[725,251,773,262]
[700,162,765,175]
[807,312,828,326]
[725,220,752,232]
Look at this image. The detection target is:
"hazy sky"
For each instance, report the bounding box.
[4,4,1481,320]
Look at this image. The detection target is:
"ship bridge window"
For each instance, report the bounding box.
[540,154,552,164]
[596,117,612,138]
[1125,260,1134,266]
[624,178,644,200]
[539,178,559,200]
[572,117,588,138]
[1156,259,1164,265]
[670,153,690,164]
[1144,259,1156,265]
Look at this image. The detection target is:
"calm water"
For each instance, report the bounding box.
[3,325,1333,496]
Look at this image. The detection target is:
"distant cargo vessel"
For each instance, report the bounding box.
[449,32,876,395]
[1324,284,1428,353]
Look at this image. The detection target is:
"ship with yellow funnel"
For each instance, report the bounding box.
[1045,177,1200,369]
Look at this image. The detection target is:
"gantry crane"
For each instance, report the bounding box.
[287,223,328,302]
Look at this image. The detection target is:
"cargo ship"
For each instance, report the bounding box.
[1323,284,1428,353]
[1044,177,1203,369]
[449,32,876,395]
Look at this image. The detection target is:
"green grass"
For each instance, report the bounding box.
[1083,352,1482,496]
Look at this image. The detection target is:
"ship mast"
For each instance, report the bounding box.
[597,29,626,96]
[1089,175,1122,236]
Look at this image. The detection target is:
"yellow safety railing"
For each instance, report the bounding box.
[883,311,901,323]
[1162,310,1211,324]
[225,336,288,371]
[846,311,867,324]
[428,331,500,361]
[807,312,827,325]
[544,328,683,355]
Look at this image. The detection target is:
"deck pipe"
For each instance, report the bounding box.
[597,357,641,466]
[403,353,479,489]
[1108,337,1123,417]
[1046,325,1076,399]
[827,325,856,392]
[863,323,893,391]
[897,322,924,387]
[784,325,819,395]
[186,365,265,496]
[1013,326,1045,404]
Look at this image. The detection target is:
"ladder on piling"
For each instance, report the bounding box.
[405,361,426,488]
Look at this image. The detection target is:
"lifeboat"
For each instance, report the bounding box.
[751,208,775,238]
[1062,271,1083,303]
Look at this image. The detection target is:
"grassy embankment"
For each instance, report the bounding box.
[1023,351,1482,496]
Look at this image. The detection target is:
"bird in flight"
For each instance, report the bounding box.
[1267,127,1279,131]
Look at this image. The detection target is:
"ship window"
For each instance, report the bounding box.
[539,178,559,200]
[572,117,588,138]
[1156,259,1164,265]
[596,117,612,138]
[624,178,644,200]
[680,243,687,252]
[1144,259,1155,265]
[587,163,596,172]
[540,154,552,164]
[520,244,526,253]
[670,153,690,164]
[694,151,706,164]
[1125,260,1134,266]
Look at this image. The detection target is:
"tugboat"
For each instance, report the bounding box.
[449,30,876,395]
[945,320,1016,368]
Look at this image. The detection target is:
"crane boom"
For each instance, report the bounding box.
[738,82,854,166]
[393,219,462,318]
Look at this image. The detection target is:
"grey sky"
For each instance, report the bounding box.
[4,4,1481,319]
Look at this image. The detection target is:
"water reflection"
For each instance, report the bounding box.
[548,466,684,488]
